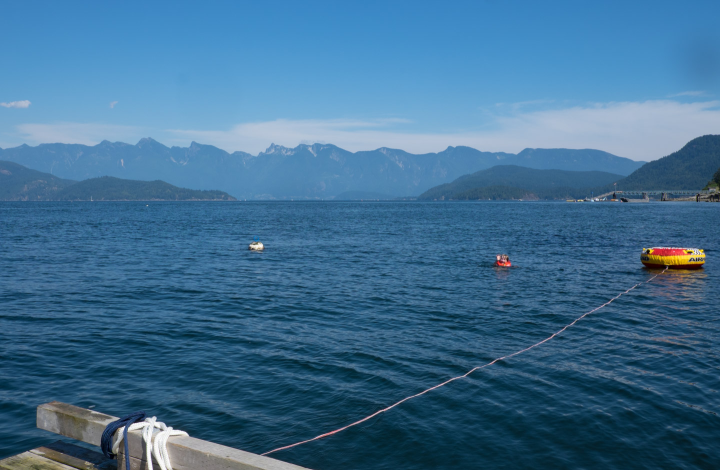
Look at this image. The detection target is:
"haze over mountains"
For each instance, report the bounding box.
[419,166,623,201]
[417,135,720,201]
[0,139,645,199]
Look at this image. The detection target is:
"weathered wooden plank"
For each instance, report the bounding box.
[30,441,115,470]
[37,403,311,470]
[42,442,114,470]
[31,448,104,470]
[0,451,78,470]
[117,450,153,470]
[117,450,187,470]
[37,403,116,448]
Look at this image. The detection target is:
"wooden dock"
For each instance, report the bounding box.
[0,402,310,470]
[0,440,115,470]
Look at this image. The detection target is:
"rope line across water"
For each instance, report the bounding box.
[263,267,668,456]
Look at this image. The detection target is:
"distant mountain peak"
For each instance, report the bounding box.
[136,137,164,147]
[190,141,218,149]
[136,137,170,153]
[295,144,315,156]
[302,143,338,156]
[97,140,131,149]
[262,143,295,155]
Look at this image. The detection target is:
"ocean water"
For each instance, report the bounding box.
[0,201,718,470]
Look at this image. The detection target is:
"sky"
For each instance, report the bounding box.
[1,0,720,160]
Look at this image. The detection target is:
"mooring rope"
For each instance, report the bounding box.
[101,411,146,468]
[101,413,188,470]
[262,267,668,456]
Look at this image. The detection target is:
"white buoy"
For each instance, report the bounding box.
[249,241,264,251]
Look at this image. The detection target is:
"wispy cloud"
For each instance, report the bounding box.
[0,100,31,109]
[109,101,118,109]
[493,99,556,111]
[15,122,144,146]
[166,118,418,154]
[167,100,720,160]
[7,99,720,161]
[668,91,707,97]
[487,100,720,160]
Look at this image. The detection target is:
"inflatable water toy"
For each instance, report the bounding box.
[495,254,511,267]
[641,247,705,269]
[249,236,264,251]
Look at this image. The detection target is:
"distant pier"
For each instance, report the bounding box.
[591,190,717,202]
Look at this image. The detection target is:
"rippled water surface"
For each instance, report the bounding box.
[1,201,718,469]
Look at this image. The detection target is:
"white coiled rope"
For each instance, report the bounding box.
[111,416,188,470]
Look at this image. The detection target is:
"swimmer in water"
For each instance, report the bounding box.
[496,254,510,266]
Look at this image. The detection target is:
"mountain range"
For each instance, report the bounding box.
[0,139,645,199]
[416,135,720,201]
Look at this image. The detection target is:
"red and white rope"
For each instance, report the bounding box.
[263,267,668,456]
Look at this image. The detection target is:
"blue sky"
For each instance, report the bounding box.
[2,0,720,160]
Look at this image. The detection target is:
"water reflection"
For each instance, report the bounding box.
[643,268,707,302]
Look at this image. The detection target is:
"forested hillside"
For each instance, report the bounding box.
[53,177,236,201]
[419,165,622,200]
[0,160,75,200]
[609,135,720,190]
[0,161,235,201]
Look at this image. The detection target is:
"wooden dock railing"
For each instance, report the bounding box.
[36,402,311,470]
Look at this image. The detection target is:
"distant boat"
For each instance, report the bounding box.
[621,198,650,203]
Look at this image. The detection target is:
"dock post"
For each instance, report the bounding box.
[36,402,312,470]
